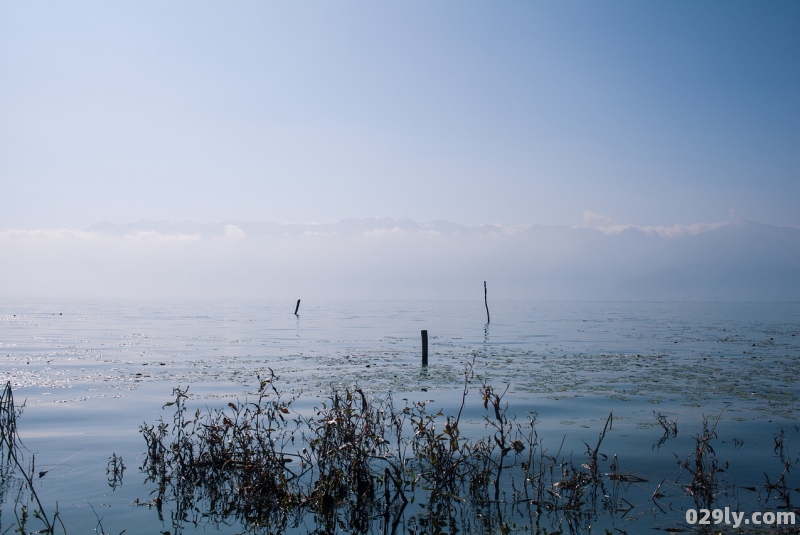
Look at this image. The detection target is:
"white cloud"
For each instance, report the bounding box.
[122,231,203,243]
[583,210,617,227]
[0,228,97,241]
[301,231,337,237]
[578,210,730,238]
[593,221,729,238]
[499,224,531,236]
[224,224,246,241]
[363,227,406,237]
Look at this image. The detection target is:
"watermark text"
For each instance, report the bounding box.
[686,508,795,529]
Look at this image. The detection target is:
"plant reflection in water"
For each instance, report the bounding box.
[138,365,640,535]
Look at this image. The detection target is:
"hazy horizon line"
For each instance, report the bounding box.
[5,214,796,234]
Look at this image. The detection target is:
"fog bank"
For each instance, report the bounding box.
[2,218,798,301]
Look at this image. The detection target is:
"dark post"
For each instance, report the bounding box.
[484,281,490,324]
[294,299,301,315]
[421,330,428,366]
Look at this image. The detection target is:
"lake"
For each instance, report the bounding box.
[2,299,799,534]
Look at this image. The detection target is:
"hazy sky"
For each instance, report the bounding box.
[1,1,798,230]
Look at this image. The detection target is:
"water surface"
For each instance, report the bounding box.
[2,299,798,533]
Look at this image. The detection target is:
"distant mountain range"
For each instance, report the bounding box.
[86,217,541,238]
[70,218,799,301]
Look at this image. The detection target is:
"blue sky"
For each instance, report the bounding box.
[1,1,798,229]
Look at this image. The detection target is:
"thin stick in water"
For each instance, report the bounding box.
[484,281,490,324]
[294,299,301,315]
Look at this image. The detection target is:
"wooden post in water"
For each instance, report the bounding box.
[294,299,301,315]
[421,330,428,366]
[484,281,490,324]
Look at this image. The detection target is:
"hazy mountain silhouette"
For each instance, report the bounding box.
[61,218,800,301]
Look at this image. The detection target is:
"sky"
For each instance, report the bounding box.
[1,1,798,230]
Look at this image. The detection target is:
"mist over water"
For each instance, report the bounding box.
[2,218,799,301]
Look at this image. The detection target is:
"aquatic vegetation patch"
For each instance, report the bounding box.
[2,377,800,534]
[132,369,800,534]
[135,366,641,534]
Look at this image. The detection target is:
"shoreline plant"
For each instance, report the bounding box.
[1,375,798,534]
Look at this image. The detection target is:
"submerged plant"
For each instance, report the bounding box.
[135,365,653,535]
[653,411,678,452]
[138,370,307,532]
[0,381,66,535]
[106,452,125,490]
[675,411,728,509]
[3,375,793,535]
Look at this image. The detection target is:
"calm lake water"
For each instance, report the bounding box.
[2,299,799,533]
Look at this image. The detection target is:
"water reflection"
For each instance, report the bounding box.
[136,374,644,534]
[134,373,799,535]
